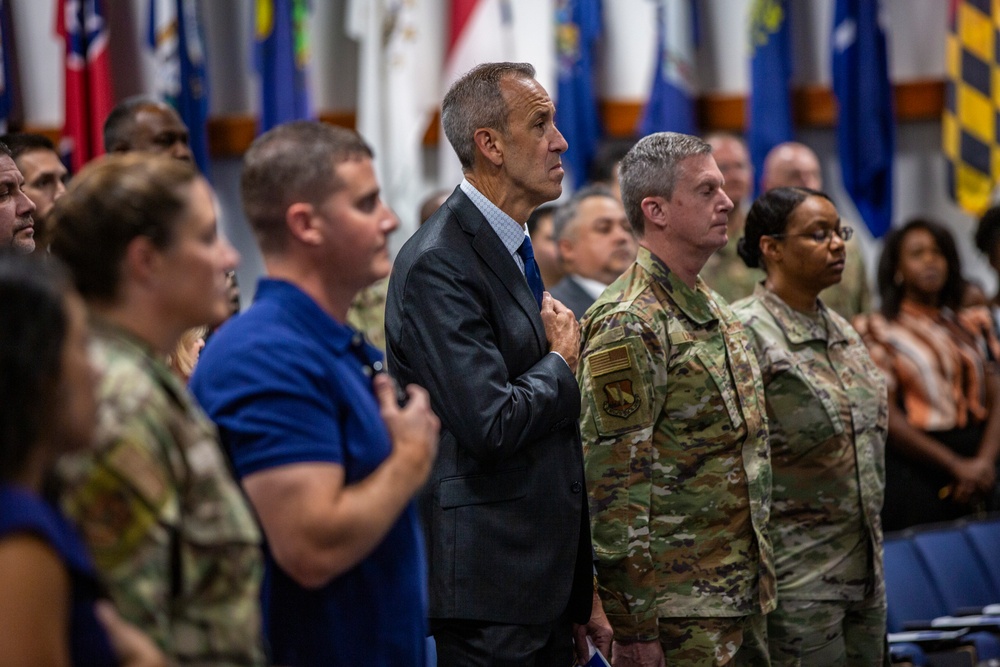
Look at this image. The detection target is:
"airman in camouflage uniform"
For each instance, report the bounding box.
[733,285,887,667]
[56,321,267,666]
[578,132,775,666]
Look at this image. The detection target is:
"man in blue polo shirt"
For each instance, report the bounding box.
[190,121,440,667]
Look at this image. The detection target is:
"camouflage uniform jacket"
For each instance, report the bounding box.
[733,285,887,603]
[578,247,776,642]
[56,321,266,666]
[347,275,389,351]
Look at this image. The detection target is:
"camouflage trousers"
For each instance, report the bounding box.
[767,598,888,667]
[656,614,770,666]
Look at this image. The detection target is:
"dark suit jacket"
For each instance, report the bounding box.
[549,276,598,321]
[385,188,593,626]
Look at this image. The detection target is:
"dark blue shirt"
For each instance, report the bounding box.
[0,485,117,667]
[191,278,427,667]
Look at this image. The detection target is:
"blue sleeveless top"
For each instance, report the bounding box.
[0,484,117,667]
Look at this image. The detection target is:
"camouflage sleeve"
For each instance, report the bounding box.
[578,314,666,642]
[846,247,872,315]
[57,421,177,654]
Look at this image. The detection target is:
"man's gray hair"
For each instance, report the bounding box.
[441,62,536,172]
[619,132,710,237]
[552,184,617,242]
[241,121,373,254]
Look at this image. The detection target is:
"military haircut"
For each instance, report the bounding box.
[441,61,536,172]
[0,133,56,161]
[50,153,199,303]
[240,120,373,255]
[739,187,832,270]
[103,95,174,153]
[0,252,72,482]
[618,131,710,238]
[878,218,965,319]
[552,183,617,242]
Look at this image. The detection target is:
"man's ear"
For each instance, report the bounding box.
[285,202,322,245]
[473,127,505,168]
[557,234,574,268]
[640,196,668,232]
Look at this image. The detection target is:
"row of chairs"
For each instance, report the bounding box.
[884,515,1000,666]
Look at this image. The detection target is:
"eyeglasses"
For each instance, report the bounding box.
[768,226,854,244]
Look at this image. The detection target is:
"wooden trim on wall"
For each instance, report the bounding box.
[21,79,946,159]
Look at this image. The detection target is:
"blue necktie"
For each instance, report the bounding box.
[518,235,545,308]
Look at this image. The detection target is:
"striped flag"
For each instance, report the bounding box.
[943,0,1000,213]
[56,0,114,172]
[555,0,603,188]
[832,0,894,238]
[746,0,793,197]
[638,0,698,137]
[255,0,312,133]
[149,0,210,172]
[348,0,437,244]
[438,0,515,189]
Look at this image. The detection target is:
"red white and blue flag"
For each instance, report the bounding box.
[56,0,114,172]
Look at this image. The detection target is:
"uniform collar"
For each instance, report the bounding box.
[637,246,717,325]
[753,283,849,346]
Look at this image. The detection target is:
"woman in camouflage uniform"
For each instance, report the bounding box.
[48,154,267,666]
[731,187,888,667]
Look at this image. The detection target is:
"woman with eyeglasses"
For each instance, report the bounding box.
[731,187,887,666]
[854,219,1000,532]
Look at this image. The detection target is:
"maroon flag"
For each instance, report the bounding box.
[56,0,114,172]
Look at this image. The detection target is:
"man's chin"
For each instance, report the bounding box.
[12,237,35,255]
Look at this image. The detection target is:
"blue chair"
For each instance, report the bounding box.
[888,640,927,665]
[912,527,1000,614]
[884,535,948,632]
[964,517,1000,599]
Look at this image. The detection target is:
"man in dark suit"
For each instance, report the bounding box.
[385,62,611,666]
[550,185,636,320]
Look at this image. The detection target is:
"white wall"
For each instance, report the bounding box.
[9,0,991,298]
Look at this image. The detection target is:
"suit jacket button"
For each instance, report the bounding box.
[571,481,582,493]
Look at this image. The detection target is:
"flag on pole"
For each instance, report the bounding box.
[943,0,1000,214]
[555,0,603,189]
[746,0,793,196]
[439,0,515,189]
[149,0,210,172]
[56,0,114,172]
[254,0,312,134]
[832,0,894,238]
[0,0,18,132]
[348,0,437,244]
[638,0,698,137]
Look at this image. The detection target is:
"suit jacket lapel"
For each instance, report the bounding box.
[449,191,547,349]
